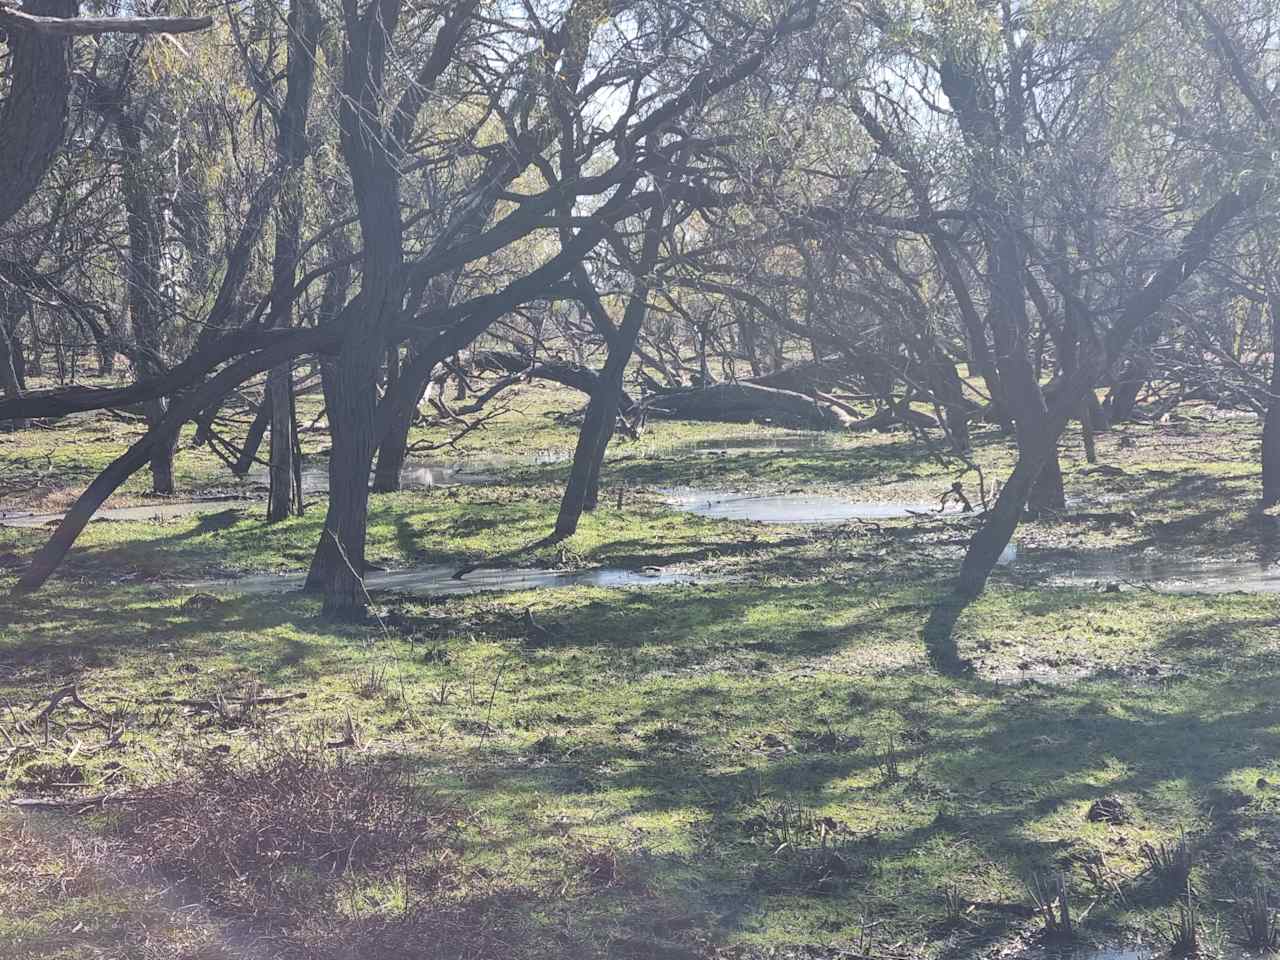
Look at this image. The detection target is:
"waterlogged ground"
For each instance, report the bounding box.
[2,384,1279,959]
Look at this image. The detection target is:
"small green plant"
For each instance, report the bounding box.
[879,735,902,783]
[354,663,389,699]
[1159,884,1202,957]
[1232,883,1280,952]
[941,882,966,927]
[1029,873,1075,941]
[1140,830,1194,895]
[749,799,857,894]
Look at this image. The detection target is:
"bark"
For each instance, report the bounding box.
[0,0,76,230]
[1263,282,1280,507]
[267,363,294,521]
[372,346,436,493]
[115,102,177,494]
[306,336,384,617]
[1026,445,1065,513]
[0,321,26,431]
[234,402,270,475]
[555,200,666,538]
[304,0,408,618]
[1080,398,1098,465]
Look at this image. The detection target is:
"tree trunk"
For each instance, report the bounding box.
[1106,364,1147,423]
[1263,285,1280,507]
[0,0,76,231]
[554,197,667,539]
[1027,445,1065,513]
[957,430,1060,596]
[267,363,294,522]
[373,347,437,493]
[114,101,175,494]
[1080,399,1098,465]
[234,403,270,475]
[305,343,380,618]
[0,316,27,431]
[148,403,179,494]
[555,376,621,538]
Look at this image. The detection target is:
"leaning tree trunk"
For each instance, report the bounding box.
[957,430,1061,596]
[553,197,667,540]
[373,346,437,493]
[555,375,622,538]
[234,403,270,475]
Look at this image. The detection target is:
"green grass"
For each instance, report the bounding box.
[2,388,1279,958]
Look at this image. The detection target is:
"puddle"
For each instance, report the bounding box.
[245,461,498,495]
[665,487,960,524]
[1020,943,1254,960]
[194,564,707,599]
[0,498,250,528]
[1013,549,1280,595]
[1022,947,1153,960]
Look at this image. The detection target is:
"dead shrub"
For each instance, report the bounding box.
[115,736,461,920]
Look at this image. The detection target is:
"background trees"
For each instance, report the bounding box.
[1,0,1276,615]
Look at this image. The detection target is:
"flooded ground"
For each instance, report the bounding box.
[1011,549,1280,595]
[195,563,706,599]
[665,486,961,523]
[244,460,499,494]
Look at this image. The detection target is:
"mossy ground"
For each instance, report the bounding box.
[1,383,1278,959]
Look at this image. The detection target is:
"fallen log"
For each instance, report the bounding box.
[643,382,854,430]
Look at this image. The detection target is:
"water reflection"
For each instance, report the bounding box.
[665,487,958,523]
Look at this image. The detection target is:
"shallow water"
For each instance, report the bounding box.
[1023,947,1151,960]
[665,487,959,523]
[245,461,496,494]
[1015,550,1280,595]
[1021,942,1253,960]
[195,564,704,599]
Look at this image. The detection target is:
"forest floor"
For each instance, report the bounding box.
[2,382,1279,960]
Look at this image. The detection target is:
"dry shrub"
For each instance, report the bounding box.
[0,813,240,958]
[116,736,461,920]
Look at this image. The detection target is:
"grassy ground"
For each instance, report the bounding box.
[1,383,1278,959]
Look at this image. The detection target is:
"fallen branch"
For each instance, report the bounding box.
[34,685,95,724]
[103,691,307,711]
[0,6,213,35]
